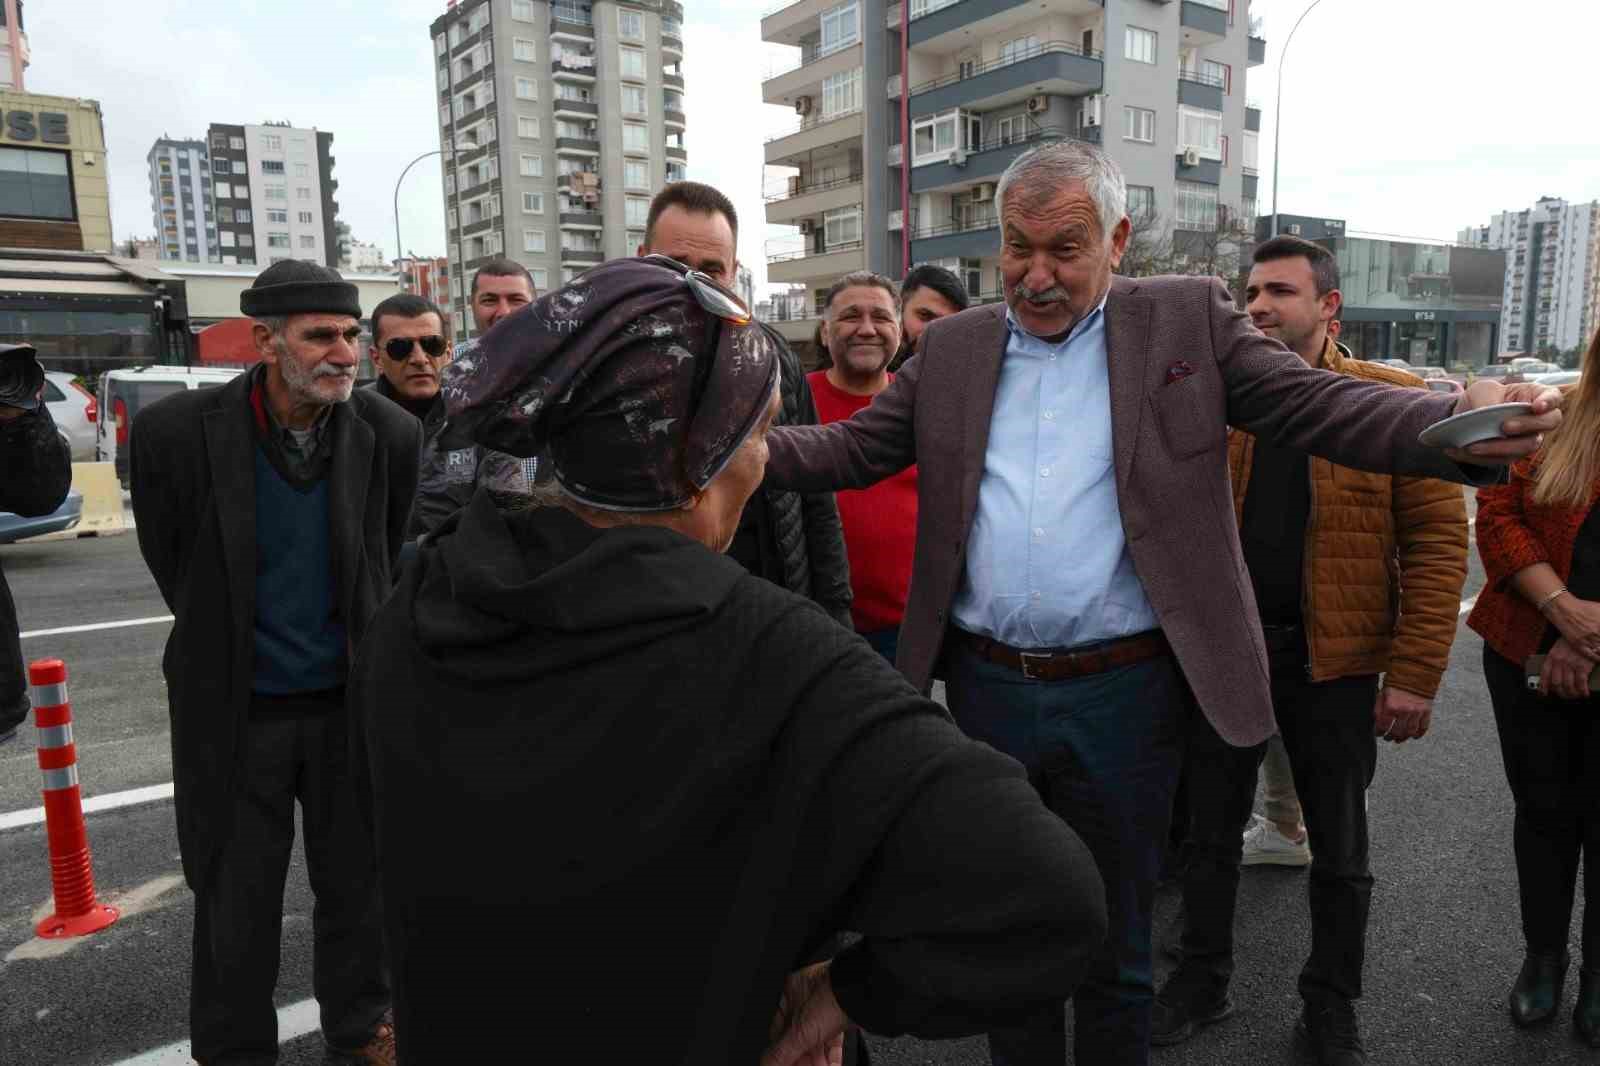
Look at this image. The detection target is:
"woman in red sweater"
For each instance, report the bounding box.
[1470,328,1600,1045]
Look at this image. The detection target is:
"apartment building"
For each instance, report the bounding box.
[2,0,28,91]
[759,0,1265,344]
[147,138,217,263]
[1459,197,1600,355]
[148,122,342,268]
[430,0,687,339]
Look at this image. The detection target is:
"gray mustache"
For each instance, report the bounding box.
[1013,283,1069,305]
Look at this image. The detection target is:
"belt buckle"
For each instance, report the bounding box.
[1019,651,1050,681]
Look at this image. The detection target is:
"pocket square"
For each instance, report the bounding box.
[1165,360,1196,384]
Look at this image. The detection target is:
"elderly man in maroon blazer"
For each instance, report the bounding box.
[762,140,1559,1066]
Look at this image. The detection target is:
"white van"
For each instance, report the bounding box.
[97,366,244,487]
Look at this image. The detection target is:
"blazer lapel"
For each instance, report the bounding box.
[203,385,257,670]
[959,303,1010,530]
[1104,277,1151,492]
[328,402,375,633]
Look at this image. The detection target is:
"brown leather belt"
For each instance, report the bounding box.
[959,629,1170,682]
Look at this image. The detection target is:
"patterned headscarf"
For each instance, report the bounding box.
[442,257,779,512]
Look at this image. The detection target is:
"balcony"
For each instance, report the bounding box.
[1249,35,1267,67]
[760,312,824,347]
[553,56,597,81]
[1245,106,1261,132]
[553,98,599,119]
[910,42,1103,118]
[909,0,1104,53]
[1243,173,1259,200]
[561,248,605,265]
[664,108,687,127]
[1180,0,1228,45]
[551,3,595,39]
[665,71,685,90]
[765,109,863,166]
[666,145,688,162]
[910,214,1001,262]
[762,0,841,47]
[1175,154,1221,185]
[765,173,864,226]
[912,126,1101,194]
[662,33,683,54]
[767,239,866,285]
[1178,70,1225,111]
[763,42,859,106]
[560,212,604,229]
[557,137,601,156]
[461,217,496,237]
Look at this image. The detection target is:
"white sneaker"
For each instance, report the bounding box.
[1241,813,1311,866]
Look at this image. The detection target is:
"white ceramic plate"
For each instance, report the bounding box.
[1417,402,1534,449]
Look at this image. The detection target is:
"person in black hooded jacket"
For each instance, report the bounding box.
[351,257,1108,1065]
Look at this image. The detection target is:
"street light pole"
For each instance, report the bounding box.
[1270,0,1328,238]
[393,147,452,290]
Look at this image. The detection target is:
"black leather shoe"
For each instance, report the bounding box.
[1510,950,1570,1027]
[1296,997,1366,1066]
[1574,967,1600,1047]
[1150,967,1233,1047]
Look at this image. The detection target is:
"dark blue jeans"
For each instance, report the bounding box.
[945,637,1189,1066]
[861,627,900,665]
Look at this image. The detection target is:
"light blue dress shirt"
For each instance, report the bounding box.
[950,297,1160,650]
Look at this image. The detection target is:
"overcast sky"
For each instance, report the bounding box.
[21,0,1600,292]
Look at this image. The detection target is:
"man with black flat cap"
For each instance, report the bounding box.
[131,260,420,1065]
[0,342,71,744]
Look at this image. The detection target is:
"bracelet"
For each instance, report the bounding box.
[1536,586,1570,614]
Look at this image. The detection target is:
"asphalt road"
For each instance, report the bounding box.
[5,504,1600,1065]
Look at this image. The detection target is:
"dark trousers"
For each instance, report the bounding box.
[861,627,900,665]
[0,566,27,736]
[1180,657,1377,1003]
[190,691,389,1064]
[946,638,1188,1066]
[1485,646,1600,964]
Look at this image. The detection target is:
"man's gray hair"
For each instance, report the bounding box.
[253,315,291,338]
[996,140,1128,241]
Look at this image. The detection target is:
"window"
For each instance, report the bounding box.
[445,174,456,195]
[212,159,229,176]
[297,187,312,200]
[1174,181,1219,229]
[523,192,544,214]
[821,67,861,118]
[523,229,546,254]
[214,183,230,199]
[229,135,245,150]
[1202,59,1231,93]
[825,205,862,248]
[1126,185,1156,222]
[511,0,535,21]
[1178,106,1222,159]
[619,46,646,81]
[236,209,252,223]
[299,211,314,224]
[231,160,248,174]
[516,77,537,100]
[520,154,543,177]
[999,35,1039,64]
[265,185,287,200]
[217,206,236,223]
[518,115,541,140]
[1220,135,1229,167]
[820,2,859,57]
[911,108,979,164]
[1125,26,1157,64]
[563,267,581,284]
[299,235,317,249]
[624,159,650,189]
[514,38,537,62]
[435,34,446,56]
[447,206,458,228]
[266,208,288,223]
[625,195,650,228]
[295,163,310,178]
[449,22,464,47]
[440,103,452,129]
[618,9,644,40]
[1123,107,1155,143]
[622,122,650,153]
[627,228,646,249]
[531,268,549,291]
[665,161,686,183]
[220,231,236,248]
[267,233,291,249]
[262,134,282,152]
[621,85,648,115]
[1243,131,1260,172]
[261,160,285,175]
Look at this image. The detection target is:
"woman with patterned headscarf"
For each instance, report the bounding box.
[350,256,1107,1065]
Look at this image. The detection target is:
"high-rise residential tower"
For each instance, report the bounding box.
[1459,197,1600,355]
[429,0,687,339]
[147,138,217,263]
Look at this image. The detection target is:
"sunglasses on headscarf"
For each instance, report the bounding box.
[638,254,755,412]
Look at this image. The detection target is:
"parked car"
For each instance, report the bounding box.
[1532,370,1582,388]
[98,366,243,488]
[1413,366,1449,380]
[1426,378,1465,396]
[0,489,83,544]
[1376,358,1415,371]
[43,372,96,461]
[1473,363,1521,384]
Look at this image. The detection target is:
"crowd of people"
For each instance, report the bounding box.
[106,137,1598,1066]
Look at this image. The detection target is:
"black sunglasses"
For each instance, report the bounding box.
[639,255,752,412]
[384,335,448,361]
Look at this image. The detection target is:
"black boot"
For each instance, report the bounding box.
[1574,967,1600,1047]
[1510,950,1570,1027]
[1151,965,1233,1047]
[1296,995,1366,1066]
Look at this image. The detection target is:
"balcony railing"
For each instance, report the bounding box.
[909,41,1102,96]
[764,171,865,203]
[765,106,862,144]
[766,36,861,79]
[551,3,594,27]
[911,212,999,240]
[767,239,864,264]
[1178,69,1227,90]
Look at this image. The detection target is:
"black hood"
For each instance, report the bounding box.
[404,492,747,685]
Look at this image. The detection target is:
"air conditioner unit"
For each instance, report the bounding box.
[1288,223,1303,236]
[795,96,813,116]
[1182,147,1200,167]
[798,219,816,235]
[950,148,968,167]
[1080,94,1103,128]
[1026,94,1048,114]
[972,183,995,203]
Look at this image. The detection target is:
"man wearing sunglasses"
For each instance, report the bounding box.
[368,292,530,540]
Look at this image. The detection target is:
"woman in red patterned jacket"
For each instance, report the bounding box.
[1470,328,1600,1046]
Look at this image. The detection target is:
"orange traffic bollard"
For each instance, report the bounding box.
[29,659,119,939]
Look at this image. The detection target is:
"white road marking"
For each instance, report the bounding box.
[110,998,320,1066]
[0,782,174,832]
[19,615,173,640]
